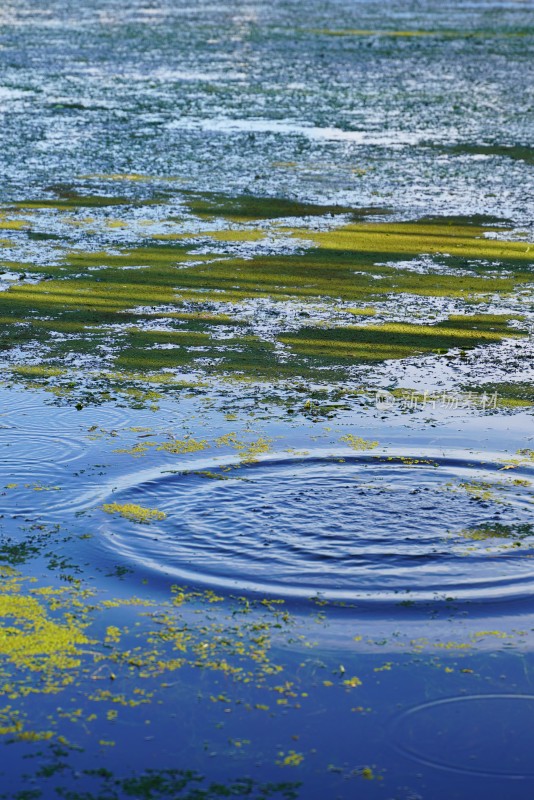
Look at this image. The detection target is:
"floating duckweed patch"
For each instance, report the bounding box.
[456,481,499,502]
[156,438,210,455]
[461,382,534,408]
[102,503,167,524]
[215,433,274,463]
[0,576,91,691]
[277,751,305,768]
[339,435,379,450]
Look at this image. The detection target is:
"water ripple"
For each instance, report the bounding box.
[392,695,534,778]
[96,452,534,604]
[1,429,85,466]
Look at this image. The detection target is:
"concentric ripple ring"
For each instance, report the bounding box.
[97,451,534,603]
[392,695,534,777]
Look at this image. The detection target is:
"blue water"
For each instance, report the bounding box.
[1,0,534,798]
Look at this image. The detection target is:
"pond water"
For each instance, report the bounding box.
[0,0,533,798]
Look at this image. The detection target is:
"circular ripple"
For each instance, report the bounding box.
[0,430,85,466]
[392,695,534,777]
[98,454,534,602]
[0,400,134,434]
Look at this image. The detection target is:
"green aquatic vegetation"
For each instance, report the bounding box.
[181,190,356,222]
[113,441,155,457]
[0,523,65,568]
[458,522,534,541]
[460,382,534,409]
[9,190,166,210]
[0,576,91,687]
[277,750,304,767]
[102,503,167,524]
[215,433,273,462]
[154,228,267,243]
[0,571,304,732]
[0,214,30,231]
[339,435,379,450]
[343,676,363,687]
[156,437,209,455]
[470,630,511,641]
[347,306,376,316]
[190,470,231,480]
[81,172,185,182]
[307,219,533,264]
[282,316,525,364]
[47,767,302,800]
[0,197,531,396]
[455,481,500,502]
[437,143,534,165]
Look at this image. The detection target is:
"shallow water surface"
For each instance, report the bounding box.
[97,452,534,602]
[0,0,533,797]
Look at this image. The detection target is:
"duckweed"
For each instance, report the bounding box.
[102,503,167,524]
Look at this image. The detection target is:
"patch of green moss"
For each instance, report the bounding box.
[9,189,166,210]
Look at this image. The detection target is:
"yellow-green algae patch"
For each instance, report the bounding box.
[306,219,533,263]
[153,228,267,243]
[102,503,167,524]
[0,197,531,394]
[0,556,524,776]
[0,573,92,693]
[281,316,526,364]
[215,433,273,463]
[340,435,379,450]
[156,437,209,455]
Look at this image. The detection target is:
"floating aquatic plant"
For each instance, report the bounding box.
[102,503,166,524]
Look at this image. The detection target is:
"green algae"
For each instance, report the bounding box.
[459,522,534,541]
[281,316,526,365]
[0,575,92,693]
[461,382,534,408]
[0,552,525,797]
[102,503,166,524]
[0,194,531,396]
[339,435,379,450]
[181,191,357,222]
[9,192,166,211]
[307,219,533,263]
[154,228,267,243]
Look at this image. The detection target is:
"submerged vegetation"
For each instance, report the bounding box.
[0,191,531,405]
